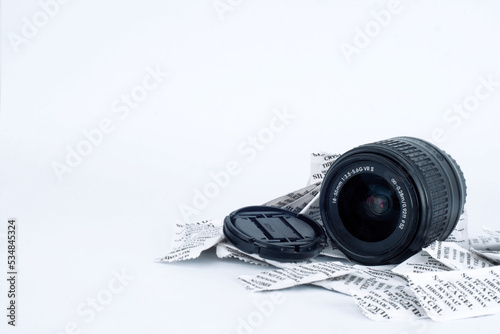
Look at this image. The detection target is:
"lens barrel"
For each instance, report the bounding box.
[319,137,466,265]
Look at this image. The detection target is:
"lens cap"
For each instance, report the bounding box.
[223,206,327,262]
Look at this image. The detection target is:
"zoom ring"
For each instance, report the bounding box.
[377,139,450,246]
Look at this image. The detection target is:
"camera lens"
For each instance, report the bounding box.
[319,137,466,265]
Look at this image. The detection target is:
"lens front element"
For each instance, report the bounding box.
[338,174,400,243]
[366,194,390,216]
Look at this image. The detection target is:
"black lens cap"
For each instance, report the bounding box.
[223,206,327,262]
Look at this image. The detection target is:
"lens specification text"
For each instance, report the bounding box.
[340,166,375,183]
[391,178,408,230]
[6,219,17,326]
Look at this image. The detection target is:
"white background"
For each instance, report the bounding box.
[1,0,500,333]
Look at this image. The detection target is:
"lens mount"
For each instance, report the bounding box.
[319,137,466,265]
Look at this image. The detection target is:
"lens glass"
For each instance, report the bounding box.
[338,174,400,242]
[366,195,390,215]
